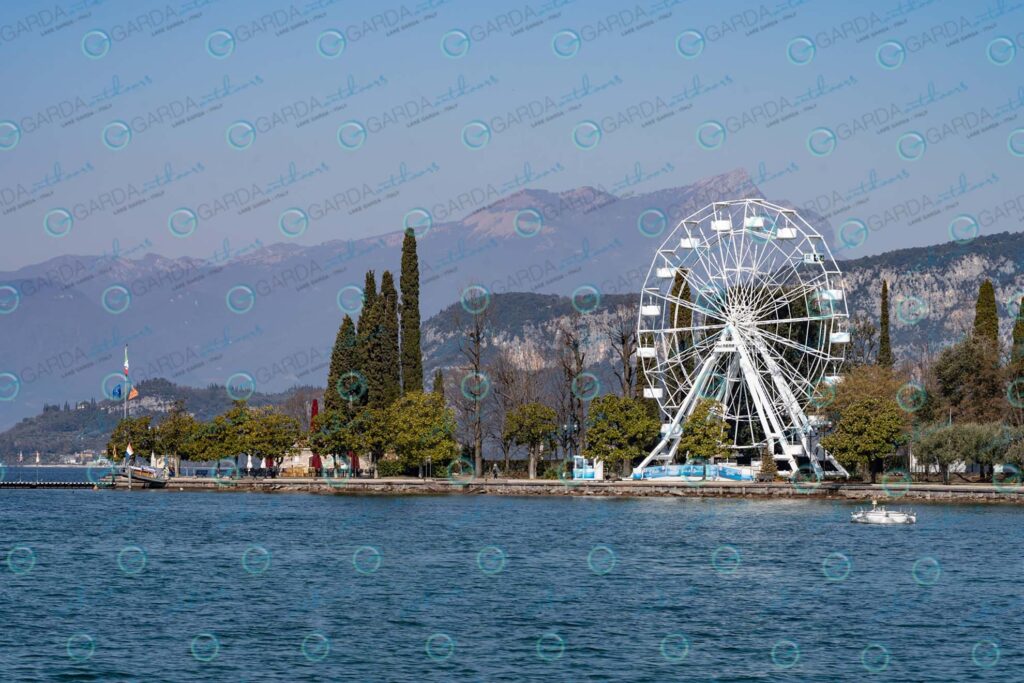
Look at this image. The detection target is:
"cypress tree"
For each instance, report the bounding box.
[400,228,424,393]
[355,271,377,406]
[375,271,402,407]
[1012,297,1024,364]
[973,279,999,349]
[432,369,444,399]
[324,315,357,412]
[878,280,893,367]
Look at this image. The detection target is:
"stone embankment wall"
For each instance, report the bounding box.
[115,477,1024,503]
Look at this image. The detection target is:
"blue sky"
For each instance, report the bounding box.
[1,0,1022,270]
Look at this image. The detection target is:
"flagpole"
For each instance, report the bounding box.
[124,344,130,491]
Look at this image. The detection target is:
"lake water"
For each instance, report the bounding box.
[1,468,1020,681]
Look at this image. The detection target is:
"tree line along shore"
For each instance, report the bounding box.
[106,232,1024,487]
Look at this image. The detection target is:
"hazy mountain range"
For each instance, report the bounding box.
[3,166,1024,440]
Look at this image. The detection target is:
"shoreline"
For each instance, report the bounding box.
[96,477,1024,504]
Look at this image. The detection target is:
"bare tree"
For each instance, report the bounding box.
[603,305,637,396]
[455,293,490,476]
[487,349,542,472]
[556,313,590,457]
[847,316,879,368]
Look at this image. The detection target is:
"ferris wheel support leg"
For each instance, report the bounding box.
[634,350,722,474]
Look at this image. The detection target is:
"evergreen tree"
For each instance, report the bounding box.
[1011,297,1024,365]
[355,271,378,406]
[357,271,377,338]
[324,315,359,412]
[973,279,999,349]
[369,271,401,408]
[400,228,424,393]
[878,279,893,367]
[432,368,444,399]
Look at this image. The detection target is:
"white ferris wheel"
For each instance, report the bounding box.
[635,198,850,479]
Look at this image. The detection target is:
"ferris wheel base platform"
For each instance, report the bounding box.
[633,464,754,481]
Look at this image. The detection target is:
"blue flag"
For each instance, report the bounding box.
[112,384,122,399]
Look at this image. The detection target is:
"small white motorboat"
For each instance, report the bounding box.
[851,499,916,525]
